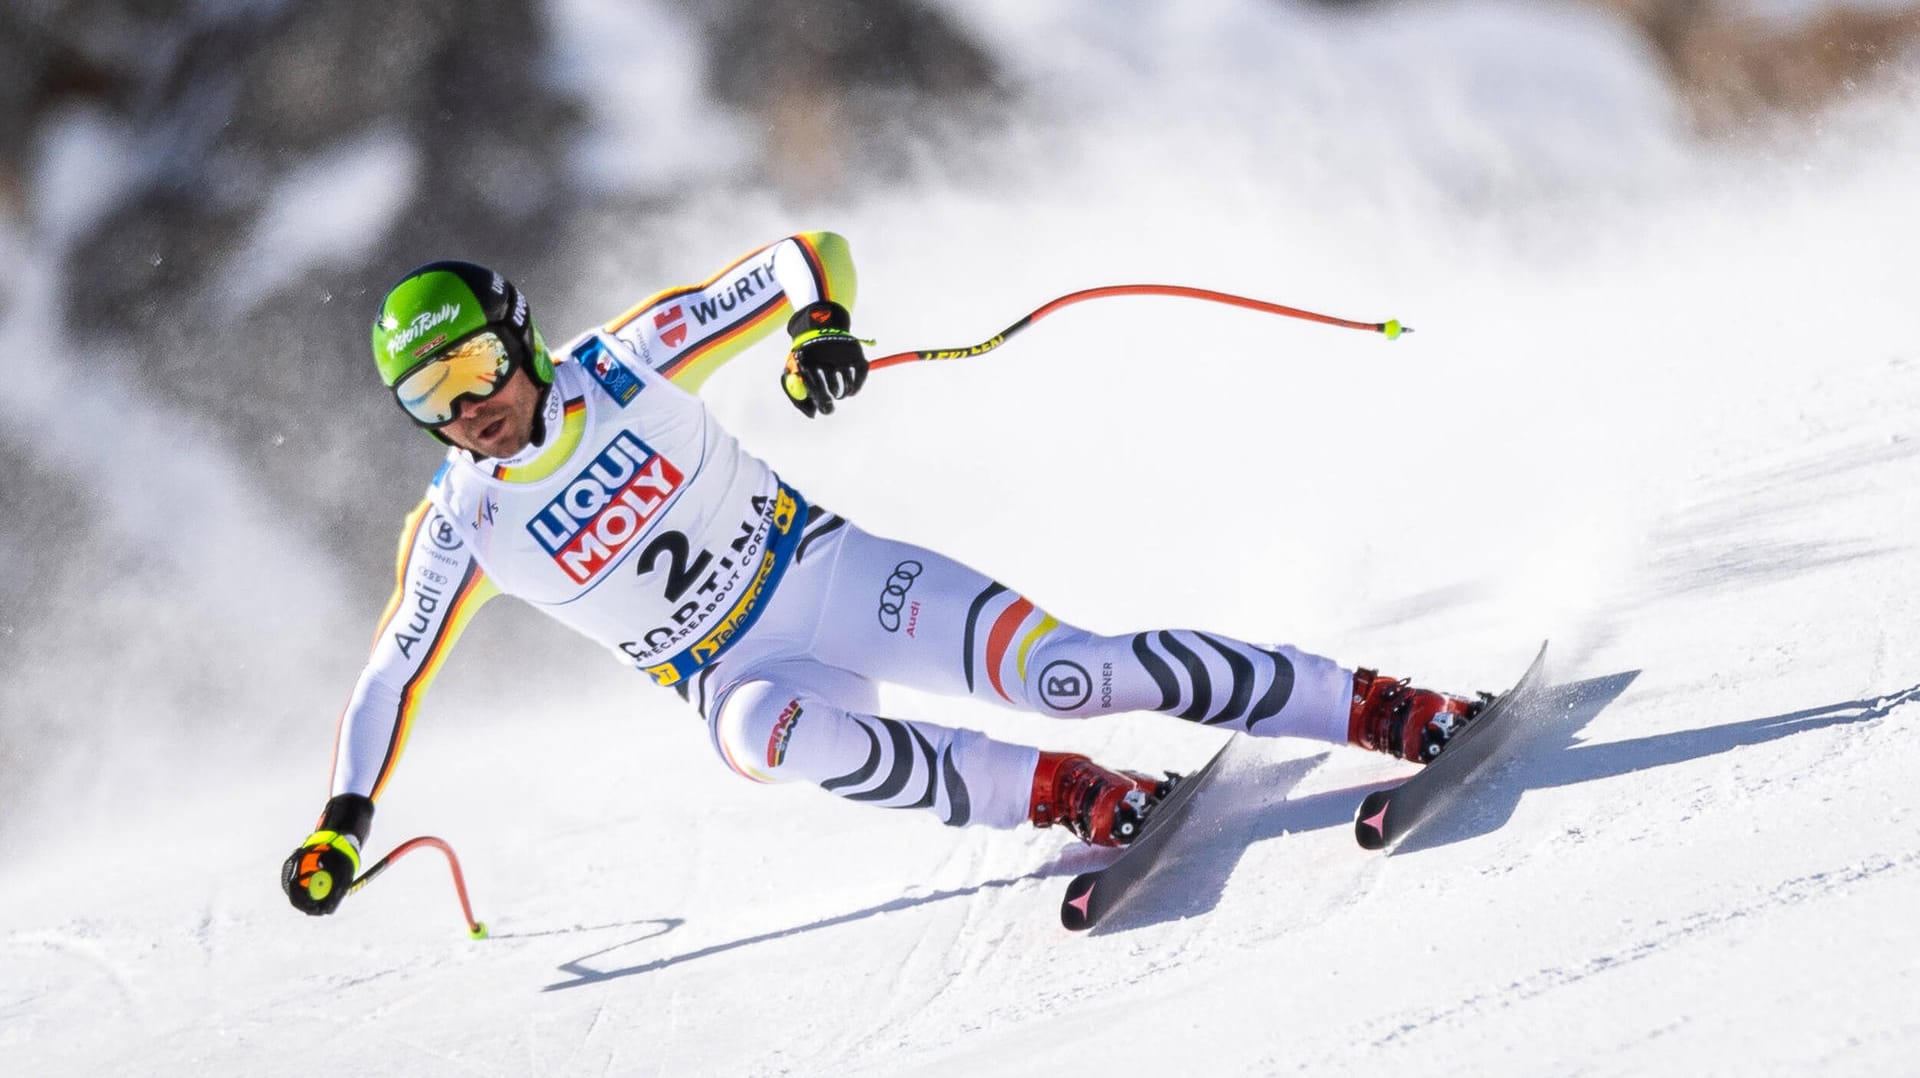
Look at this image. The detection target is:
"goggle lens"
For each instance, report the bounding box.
[393,331,513,427]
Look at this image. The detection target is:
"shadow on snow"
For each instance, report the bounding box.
[1390,674,1920,856]
[1095,672,1918,933]
[541,672,1916,967]
[540,865,1083,992]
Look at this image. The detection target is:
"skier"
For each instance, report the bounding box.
[282,233,1480,915]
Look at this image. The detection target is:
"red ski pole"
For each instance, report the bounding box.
[869,283,1408,373]
[345,836,488,940]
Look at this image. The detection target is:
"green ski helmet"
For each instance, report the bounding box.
[372,260,554,437]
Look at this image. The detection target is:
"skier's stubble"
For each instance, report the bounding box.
[442,367,541,459]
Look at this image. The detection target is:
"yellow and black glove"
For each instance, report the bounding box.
[781,301,868,417]
[281,794,372,916]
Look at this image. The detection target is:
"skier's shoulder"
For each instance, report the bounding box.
[416,454,478,540]
[554,326,659,406]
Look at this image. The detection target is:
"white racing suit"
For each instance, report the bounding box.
[329,233,1356,831]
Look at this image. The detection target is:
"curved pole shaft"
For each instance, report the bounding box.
[869,283,1407,372]
[346,835,488,939]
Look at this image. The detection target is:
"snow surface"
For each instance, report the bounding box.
[7,1,1920,1074]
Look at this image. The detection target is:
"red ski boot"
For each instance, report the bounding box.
[1348,668,1486,764]
[1029,752,1171,847]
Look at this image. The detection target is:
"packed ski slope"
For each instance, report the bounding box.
[8,3,1920,1075]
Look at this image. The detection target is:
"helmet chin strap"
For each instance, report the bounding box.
[527,378,554,447]
[510,324,554,448]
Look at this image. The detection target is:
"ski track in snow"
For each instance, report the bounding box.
[1355,852,1920,1056]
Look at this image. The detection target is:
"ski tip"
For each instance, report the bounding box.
[1061,874,1099,932]
[1354,790,1392,851]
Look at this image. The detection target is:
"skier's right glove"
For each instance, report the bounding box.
[281,794,373,916]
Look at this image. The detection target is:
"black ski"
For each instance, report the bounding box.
[1060,736,1239,932]
[1353,641,1551,851]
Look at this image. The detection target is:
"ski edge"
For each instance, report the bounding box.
[1058,735,1238,932]
[1349,640,1551,851]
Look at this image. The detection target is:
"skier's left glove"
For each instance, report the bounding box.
[281,794,372,916]
[782,301,867,417]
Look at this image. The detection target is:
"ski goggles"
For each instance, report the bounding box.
[390,329,515,427]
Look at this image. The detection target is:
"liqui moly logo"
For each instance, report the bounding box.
[526,432,683,584]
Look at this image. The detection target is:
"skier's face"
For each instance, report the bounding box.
[440,365,540,458]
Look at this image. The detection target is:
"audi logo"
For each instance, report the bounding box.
[876,560,924,632]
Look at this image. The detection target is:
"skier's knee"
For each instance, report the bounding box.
[1014,625,1109,717]
[709,679,810,784]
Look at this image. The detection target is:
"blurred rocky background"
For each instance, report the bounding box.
[0,0,1001,560]
[1595,0,1920,129]
[0,0,1914,824]
[0,0,1004,824]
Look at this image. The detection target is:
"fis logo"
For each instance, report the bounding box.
[766,698,803,767]
[526,431,683,584]
[572,337,641,407]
